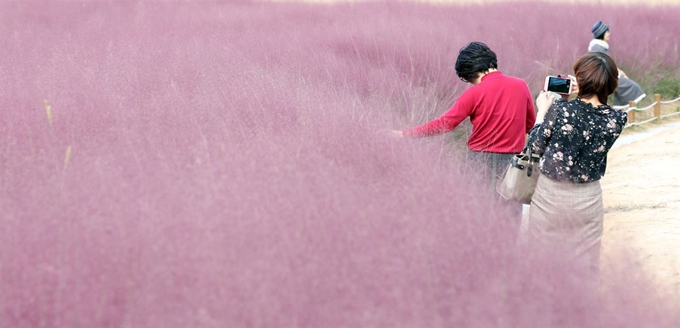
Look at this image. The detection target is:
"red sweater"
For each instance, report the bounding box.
[403,71,536,153]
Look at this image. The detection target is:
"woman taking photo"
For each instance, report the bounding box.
[523,52,627,283]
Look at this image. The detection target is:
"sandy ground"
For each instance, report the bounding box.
[600,113,680,301]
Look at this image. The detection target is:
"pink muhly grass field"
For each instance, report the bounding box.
[1,1,678,327]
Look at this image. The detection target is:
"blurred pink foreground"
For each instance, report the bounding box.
[1,1,678,327]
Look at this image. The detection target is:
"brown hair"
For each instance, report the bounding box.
[574,52,618,105]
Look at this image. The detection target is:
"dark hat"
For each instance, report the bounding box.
[591,20,609,38]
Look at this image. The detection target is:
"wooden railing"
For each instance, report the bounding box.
[613,94,680,128]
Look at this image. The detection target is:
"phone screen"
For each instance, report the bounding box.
[547,77,571,94]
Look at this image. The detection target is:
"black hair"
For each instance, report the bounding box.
[454,42,498,83]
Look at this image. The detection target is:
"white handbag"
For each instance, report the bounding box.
[496,146,541,204]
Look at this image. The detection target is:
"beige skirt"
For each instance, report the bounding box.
[521,173,604,275]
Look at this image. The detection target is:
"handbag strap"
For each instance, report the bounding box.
[509,139,541,177]
[525,139,541,177]
[510,154,525,170]
[526,145,534,177]
[513,138,539,177]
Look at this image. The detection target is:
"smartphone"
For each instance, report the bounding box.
[544,76,572,95]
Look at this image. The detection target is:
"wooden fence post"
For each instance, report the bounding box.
[654,94,661,121]
[628,100,636,123]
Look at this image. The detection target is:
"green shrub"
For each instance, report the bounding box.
[653,78,680,99]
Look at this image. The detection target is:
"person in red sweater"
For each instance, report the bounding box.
[395,42,536,193]
[401,42,536,154]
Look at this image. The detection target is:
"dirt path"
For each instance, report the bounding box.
[600,116,680,301]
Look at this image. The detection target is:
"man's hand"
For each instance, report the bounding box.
[379,129,404,138]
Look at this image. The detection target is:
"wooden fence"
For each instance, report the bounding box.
[613,94,680,128]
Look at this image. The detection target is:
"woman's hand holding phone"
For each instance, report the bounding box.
[535,91,558,125]
[567,75,579,95]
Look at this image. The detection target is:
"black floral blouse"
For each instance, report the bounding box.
[528,98,628,183]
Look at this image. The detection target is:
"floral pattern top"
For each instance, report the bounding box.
[528,98,628,183]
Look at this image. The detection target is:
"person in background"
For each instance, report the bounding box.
[523,51,627,285]
[393,41,536,226]
[589,20,646,106]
